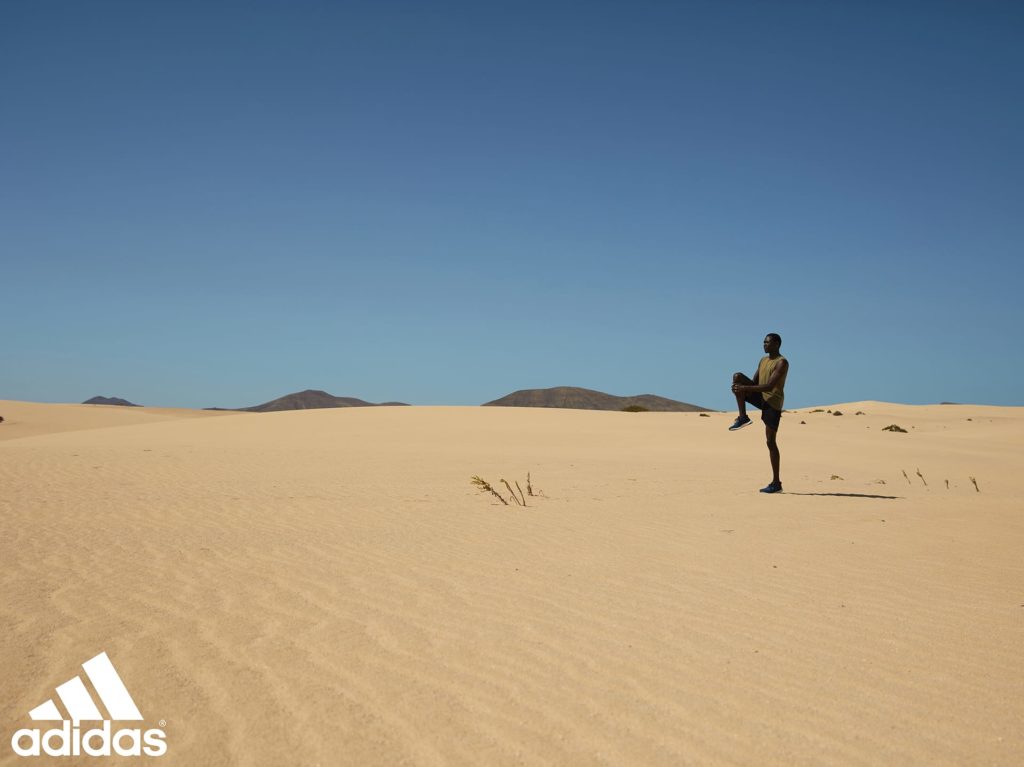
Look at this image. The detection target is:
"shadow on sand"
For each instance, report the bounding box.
[785,492,902,500]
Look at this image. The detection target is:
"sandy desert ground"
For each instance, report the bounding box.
[0,399,1021,766]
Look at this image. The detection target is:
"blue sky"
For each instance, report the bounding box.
[2,1,1021,409]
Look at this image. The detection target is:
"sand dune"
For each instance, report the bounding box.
[1,401,1021,766]
[0,400,237,442]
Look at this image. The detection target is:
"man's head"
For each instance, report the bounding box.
[763,333,782,354]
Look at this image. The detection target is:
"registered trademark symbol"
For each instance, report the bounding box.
[159,720,166,727]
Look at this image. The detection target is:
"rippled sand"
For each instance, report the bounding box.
[1,399,1021,766]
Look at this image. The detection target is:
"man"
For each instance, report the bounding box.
[730,333,789,494]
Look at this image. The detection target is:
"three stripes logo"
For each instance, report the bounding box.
[10,651,167,758]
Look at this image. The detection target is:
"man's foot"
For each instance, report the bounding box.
[728,415,752,431]
[759,482,783,494]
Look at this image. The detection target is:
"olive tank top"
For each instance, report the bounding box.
[757,355,787,410]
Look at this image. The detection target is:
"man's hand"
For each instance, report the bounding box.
[732,383,748,394]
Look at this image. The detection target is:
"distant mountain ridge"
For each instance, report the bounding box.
[82,396,140,407]
[78,388,704,412]
[483,386,711,412]
[239,389,409,412]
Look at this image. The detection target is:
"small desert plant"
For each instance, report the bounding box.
[699,413,710,417]
[883,424,908,433]
[831,474,843,480]
[945,479,949,490]
[473,474,542,505]
[855,411,865,415]
[970,476,980,492]
[902,469,911,485]
[471,476,508,505]
[527,472,546,497]
[833,410,843,416]
[811,409,824,413]
[622,405,649,412]
[915,468,927,486]
[501,479,526,506]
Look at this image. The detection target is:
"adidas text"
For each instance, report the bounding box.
[11,720,167,758]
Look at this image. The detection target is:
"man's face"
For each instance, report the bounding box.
[763,336,778,354]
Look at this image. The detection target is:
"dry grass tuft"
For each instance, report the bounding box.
[471,476,508,505]
[501,479,525,506]
[473,474,541,506]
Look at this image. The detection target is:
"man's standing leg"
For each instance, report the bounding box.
[761,425,782,493]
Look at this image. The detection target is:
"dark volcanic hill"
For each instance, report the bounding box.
[483,386,711,412]
[83,396,141,407]
[240,389,410,412]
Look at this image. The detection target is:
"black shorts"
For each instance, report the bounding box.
[744,392,782,430]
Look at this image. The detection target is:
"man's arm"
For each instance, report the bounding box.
[750,358,788,393]
[735,359,787,394]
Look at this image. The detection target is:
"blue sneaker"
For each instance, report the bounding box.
[759,482,783,494]
[728,415,752,431]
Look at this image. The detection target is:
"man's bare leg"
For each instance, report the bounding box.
[733,372,754,417]
[766,426,780,485]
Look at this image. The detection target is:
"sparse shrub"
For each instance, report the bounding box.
[811,409,824,413]
[882,424,907,433]
[474,473,542,505]
[855,411,865,415]
[622,405,648,412]
[970,476,980,493]
[501,479,525,506]
[699,413,710,417]
[833,411,843,416]
[471,476,508,505]
[916,468,927,486]
[831,474,844,480]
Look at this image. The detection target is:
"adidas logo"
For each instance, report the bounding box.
[10,651,167,758]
